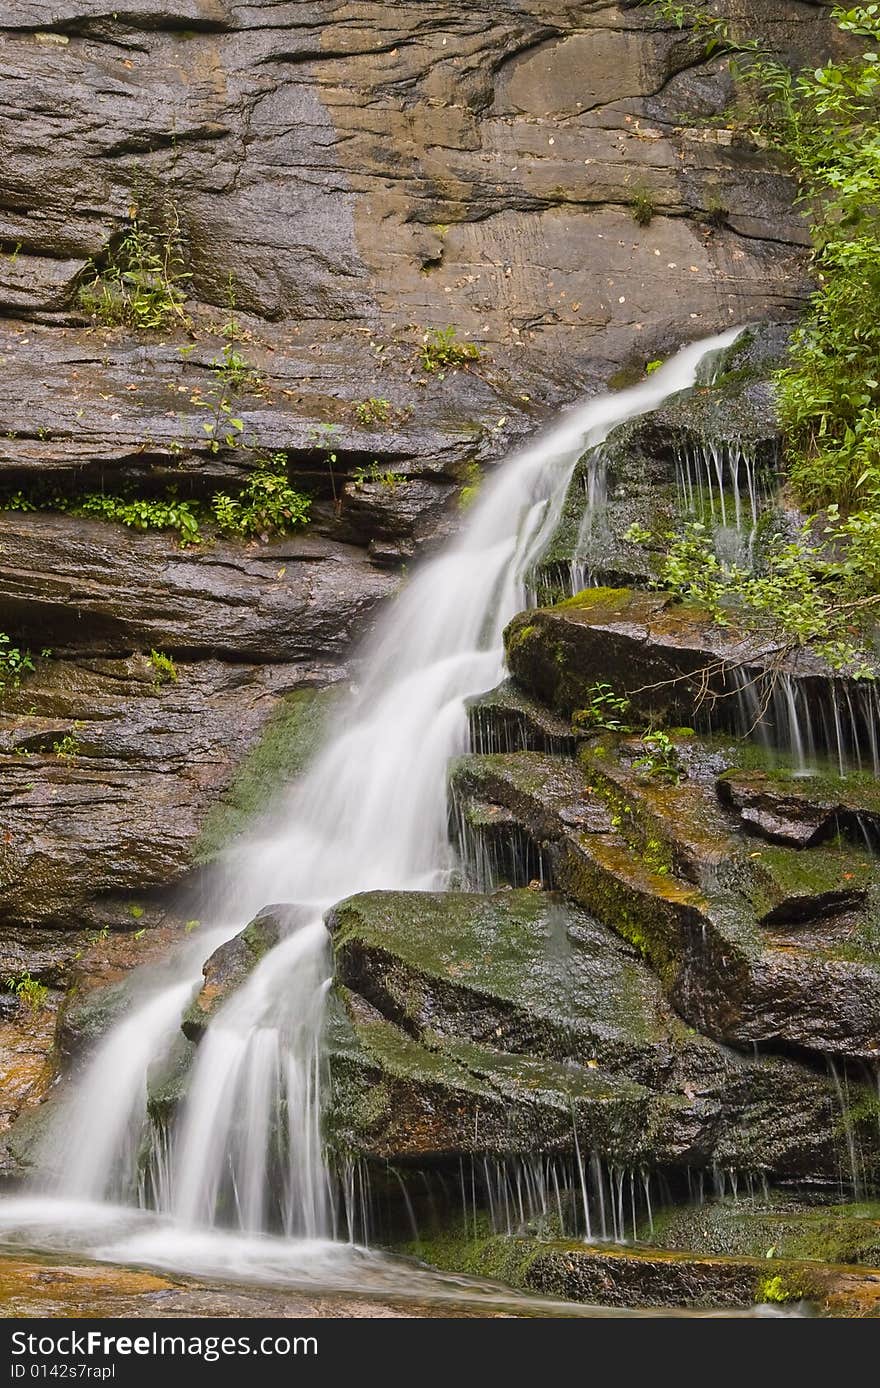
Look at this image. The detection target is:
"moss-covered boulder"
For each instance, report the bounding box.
[718,764,880,849]
[450,744,880,1064]
[503,589,875,742]
[399,1225,880,1315]
[323,889,861,1180]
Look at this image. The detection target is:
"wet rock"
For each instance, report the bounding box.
[336,479,458,554]
[450,745,880,1061]
[324,983,656,1164]
[504,588,876,736]
[403,1228,880,1315]
[0,4,833,405]
[0,1001,60,1133]
[531,346,784,602]
[466,680,580,757]
[718,766,880,849]
[0,658,333,929]
[642,1197,880,1268]
[324,889,864,1179]
[0,514,397,661]
[181,905,296,1040]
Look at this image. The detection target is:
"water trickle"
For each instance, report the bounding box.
[727,668,880,777]
[828,1058,865,1200]
[23,329,744,1267]
[568,447,610,594]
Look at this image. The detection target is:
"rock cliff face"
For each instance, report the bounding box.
[0,6,840,1146]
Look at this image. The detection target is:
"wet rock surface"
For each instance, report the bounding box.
[400,1224,880,1315]
[323,889,863,1180]
[0,656,333,930]
[183,904,303,1040]
[450,742,880,1060]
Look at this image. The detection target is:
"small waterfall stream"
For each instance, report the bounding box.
[1,330,745,1289]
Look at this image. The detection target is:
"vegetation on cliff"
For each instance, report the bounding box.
[636,3,880,670]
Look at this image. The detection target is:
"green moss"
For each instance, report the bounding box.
[552,586,631,613]
[195,686,336,861]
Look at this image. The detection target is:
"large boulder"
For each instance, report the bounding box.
[450,743,880,1061]
[323,889,867,1180]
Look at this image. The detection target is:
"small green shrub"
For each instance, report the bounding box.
[572,682,633,734]
[631,189,657,227]
[0,634,34,692]
[76,492,203,544]
[629,511,880,674]
[53,731,82,760]
[3,971,49,1013]
[211,454,310,536]
[633,730,683,783]
[351,462,405,490]
[419,326,482,373]
[77,204,190,331]
[354,397,392,427]
[149,650,178,685]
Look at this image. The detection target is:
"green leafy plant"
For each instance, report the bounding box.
[209,277,263,394]
[75,491,203,544]
[633,730,683,782]
[0,633,34,692]
[350,462,405,490]
[572,682,633,734]
[419,326,482,374]
[53,730,82,760]
[639,0,759,60]
[631,188,657,227]
[212,454,310,537]
[149,650,178,685]
[633,511,880,673]
[77,202,190,331]
[354,397,392,427]
[3,971,49,1013]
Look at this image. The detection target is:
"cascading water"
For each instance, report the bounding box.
[568,446,610,593]
[2,328,744,1292]
[727,667,880,778]
[675,437,773,569]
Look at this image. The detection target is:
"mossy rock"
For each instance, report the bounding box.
[397,1224,880,1314]
[195,687,337,862]
[181,905,294,1040]
[450,745,880,1065]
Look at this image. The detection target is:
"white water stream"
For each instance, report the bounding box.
[0,328,745,1303]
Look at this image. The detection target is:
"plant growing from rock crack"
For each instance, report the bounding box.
[77,202,190,331]
[627,512,880,675]
[630,188,657,227]
[149,650,178,686]
[53,729,82,760]
[0,634,34,692]
[351,462,405,490]
[572,682,633,734]
[354,397,392,427]
[212,453,311,537]
[419,326,482,374]
[3,971,48,1013]
[633,730,683,783]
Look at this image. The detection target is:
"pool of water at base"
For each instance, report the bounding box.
[0,1197,797,1318]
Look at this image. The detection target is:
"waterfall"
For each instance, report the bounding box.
[675,438,772,568]
[20,328,744,1260]
[569,446,610,593]
[728,668,880,777]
